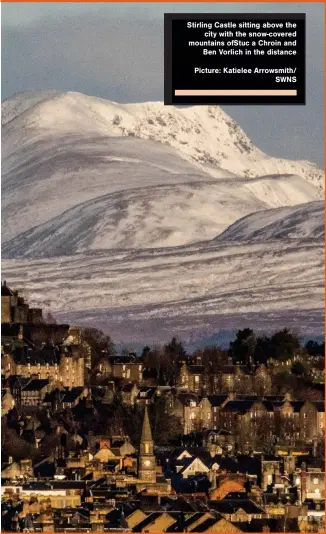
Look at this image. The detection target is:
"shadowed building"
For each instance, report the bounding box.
[136,406,171,494]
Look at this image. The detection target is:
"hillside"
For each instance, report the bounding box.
[216,200,324,243]
[2,91,323,248]
[2,238,323,342]
[2,90,324,339]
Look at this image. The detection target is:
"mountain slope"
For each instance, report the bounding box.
[1,91,323,248]
[2,237,323,342]
[216,200,324,243]
[2,174,320,257]
[1,90,324,339]
[2,91,323,190]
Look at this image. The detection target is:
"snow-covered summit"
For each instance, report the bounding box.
[1,90,324,338]
[2,90,324,190]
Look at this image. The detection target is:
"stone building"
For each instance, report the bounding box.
[3,344,85,389]
[177,363,207,392]
[252,364,272,395]
[1,281,43,324]
[138,406,157,483]
[300,401,325,442]
[136,406,171,494]
[300,465,325,502]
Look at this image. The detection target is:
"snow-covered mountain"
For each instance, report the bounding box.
[2,91,323,246]
[3,91,323,186]
[216,200,324,243]
[2,91,324,340]
[1,238,324,343]
[2,176,321,258]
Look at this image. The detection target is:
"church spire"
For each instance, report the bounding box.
[138,405,156,482]
[141,405,153,443]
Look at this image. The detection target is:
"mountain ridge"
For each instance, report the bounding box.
[1,90,324,339]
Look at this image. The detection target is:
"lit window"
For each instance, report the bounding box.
[313,478,319,485]
[123,365,126,371]
[195,376,199,383]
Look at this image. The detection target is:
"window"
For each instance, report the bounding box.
[123,365,126,371]
[190,412,196,420]
[214,407,217,413]
[313,478,319,485]
[303,413,307,418]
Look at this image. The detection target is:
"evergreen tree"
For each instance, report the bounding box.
[229,328,256,366]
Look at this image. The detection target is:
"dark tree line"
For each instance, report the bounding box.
[229,328,302,366]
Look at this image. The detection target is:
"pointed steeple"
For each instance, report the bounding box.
[119,506,130,530]
[138,405,156,482]
[141,405,153,443]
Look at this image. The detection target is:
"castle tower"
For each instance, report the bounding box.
[138,406,156,483]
